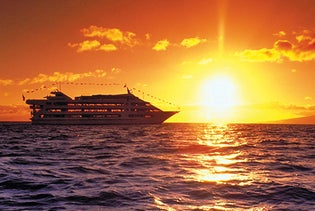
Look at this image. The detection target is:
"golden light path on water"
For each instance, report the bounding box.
[185,124,252,185]
[187,124,269,210]
[150,124,271,211]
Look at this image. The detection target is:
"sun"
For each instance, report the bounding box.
[199,75,238,123]
[201,76,237,108]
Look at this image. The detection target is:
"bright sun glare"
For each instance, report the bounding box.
[199,75,238,123]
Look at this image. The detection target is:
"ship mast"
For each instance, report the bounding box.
[57,82,62,91]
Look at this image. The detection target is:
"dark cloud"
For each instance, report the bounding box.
[274,40,293,51]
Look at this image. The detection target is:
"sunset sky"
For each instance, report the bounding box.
[1,0,315,123]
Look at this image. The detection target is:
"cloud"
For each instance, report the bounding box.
[274,40,293,51]
[180,37,206,48]
[295,29,315,44]
[247,101,315,115]
[111,67,121,74]
[81,26,139,47]
[70,25,210,53]
[152,39,170,51]
[274,102,315,112]
[0,105,29,115]
[305,96,312,101]
[0,105,29,121]
[0,105,27,113]
[18,78,31,85]
[82,26,123,40]
[273,31,286,37]
[239,48,281,62]
[238,29,315,62]
[4,68,120,88]
[68,40,101,52]
[98,44,118,52]
[68,40,118,52]
[69,26,141,52]
[152,37,206,51]
[293,29,315,60]
[69,25,210,54]
[18,69,108,85]
[0,79,14,86]
[145,33,151,40]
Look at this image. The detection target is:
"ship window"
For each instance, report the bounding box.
[50,109,61,112]
[111,109,123,112]
[128,114,144,118]
[69,114,81,118]
[105,114,121,118]
[68,109,79,112]
[94,114,105,118]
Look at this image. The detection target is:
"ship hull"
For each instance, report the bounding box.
[30,112,177,125]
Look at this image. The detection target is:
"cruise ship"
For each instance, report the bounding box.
[25,88,178,125]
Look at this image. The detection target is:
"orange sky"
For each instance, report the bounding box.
[1,0,315,123]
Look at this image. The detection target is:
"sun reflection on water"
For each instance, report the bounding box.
[151,193,177,211]
[149,123,274,210]
[186,124,253,185]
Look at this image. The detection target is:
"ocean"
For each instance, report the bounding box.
[0,123,315,210]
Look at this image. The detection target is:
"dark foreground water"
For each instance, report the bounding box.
[0,123,315,210]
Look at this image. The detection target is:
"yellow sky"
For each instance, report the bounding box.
[1,0,315,123]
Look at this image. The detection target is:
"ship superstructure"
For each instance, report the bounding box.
[25,89,178,125]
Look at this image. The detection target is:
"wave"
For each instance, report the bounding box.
[1,123,315,210]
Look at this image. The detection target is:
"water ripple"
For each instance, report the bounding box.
[0,123,315,210]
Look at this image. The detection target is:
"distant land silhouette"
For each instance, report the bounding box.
[272,115,315,124]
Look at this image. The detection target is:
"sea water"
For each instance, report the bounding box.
[0,123,315,210]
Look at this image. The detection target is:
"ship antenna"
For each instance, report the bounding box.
[124,84,131,94]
